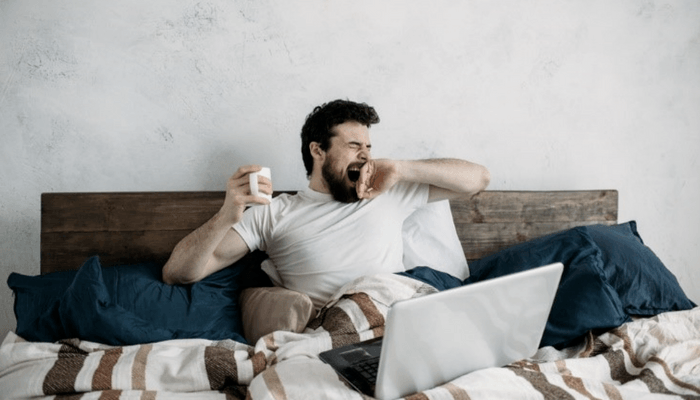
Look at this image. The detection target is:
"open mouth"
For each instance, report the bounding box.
[347,165,361,182]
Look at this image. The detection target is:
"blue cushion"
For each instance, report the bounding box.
[582,222,696,315]
[9,269,77,340]
[8,254,267,345]
[466,227,630,349]
[398,266,463,291]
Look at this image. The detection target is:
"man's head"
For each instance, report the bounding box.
[300,99,380,178]
[300,99,380,203]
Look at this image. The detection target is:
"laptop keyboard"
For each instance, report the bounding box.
[353,357,380,384]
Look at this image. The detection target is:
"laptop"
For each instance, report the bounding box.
[319,262,564,400]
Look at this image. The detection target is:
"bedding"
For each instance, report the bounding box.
[583,221,696,315]
[467,222,696,349]
[8,253,268,345]
[5,189,699,399]
[1,273,699,399]
[402,199,470,279]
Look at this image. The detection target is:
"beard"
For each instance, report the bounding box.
[322,158,361,203]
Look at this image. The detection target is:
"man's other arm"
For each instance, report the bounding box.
[357,158,490,202]
[162,165,271,285]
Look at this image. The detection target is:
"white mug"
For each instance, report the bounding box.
[249,167,272,204]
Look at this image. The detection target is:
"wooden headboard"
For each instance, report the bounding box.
[40,190,618,274]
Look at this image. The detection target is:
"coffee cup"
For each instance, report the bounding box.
[249,167,272,204]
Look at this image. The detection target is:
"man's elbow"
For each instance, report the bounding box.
[463,164,490,196]
[162,267,180,285]
[162,264,199,285]
[162,270,178,285]
[477,166,491,192]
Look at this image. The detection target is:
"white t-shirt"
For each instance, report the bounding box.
[233,182,430,308]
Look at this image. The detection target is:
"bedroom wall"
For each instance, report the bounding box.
[0,0,698,339]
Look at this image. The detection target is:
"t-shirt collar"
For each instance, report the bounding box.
[302,185,335,202]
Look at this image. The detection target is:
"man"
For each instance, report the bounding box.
[163,99,490,309]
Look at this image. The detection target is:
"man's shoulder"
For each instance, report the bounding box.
[248,191,311,217]
[273,191,311,207]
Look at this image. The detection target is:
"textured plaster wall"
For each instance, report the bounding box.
[1,0,699,339]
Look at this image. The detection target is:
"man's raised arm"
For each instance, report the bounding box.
[357,158,490,202]
[162,165,272,285]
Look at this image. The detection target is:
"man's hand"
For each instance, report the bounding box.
[220,165,272,223]
[356,159,400,200]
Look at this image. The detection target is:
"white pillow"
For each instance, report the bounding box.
[402,200,469,280]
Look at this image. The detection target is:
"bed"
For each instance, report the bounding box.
[2,189,698,400]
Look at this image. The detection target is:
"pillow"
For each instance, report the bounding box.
[466,227,630,349]
[581,221,696,315]
[239,286,315,344]
[55,259,214,345]
[8,254,265,344]
[9,269,77,339]
[402,200,469,280]
[398,266,463,291]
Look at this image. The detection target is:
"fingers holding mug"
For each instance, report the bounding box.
[248,167,272,205]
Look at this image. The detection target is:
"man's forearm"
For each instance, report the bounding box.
[397,158,490,199]
[163,165,271,284]
[162,211,233,284]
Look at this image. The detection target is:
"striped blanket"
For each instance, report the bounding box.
[1,273,699,400]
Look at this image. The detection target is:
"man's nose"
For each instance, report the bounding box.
[358,149,370,161]
[358,146,371,161]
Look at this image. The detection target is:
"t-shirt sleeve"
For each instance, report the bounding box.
[232,205,272,253]
[389,182,430,216]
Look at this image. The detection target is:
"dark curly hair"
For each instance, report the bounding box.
[300,99,380,178]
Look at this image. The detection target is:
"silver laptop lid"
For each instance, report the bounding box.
[375,262,564,400]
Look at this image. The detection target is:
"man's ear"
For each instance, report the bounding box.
[310,142,325,161]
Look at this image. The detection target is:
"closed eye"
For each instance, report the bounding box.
[348,142,371,151]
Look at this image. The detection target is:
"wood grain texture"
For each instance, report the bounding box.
[40,190,617,274]
[453,190,618,261]
[41,192,227,233]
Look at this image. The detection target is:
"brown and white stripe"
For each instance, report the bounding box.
[40,342,152,396]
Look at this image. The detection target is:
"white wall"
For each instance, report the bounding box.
[1,0,698,339]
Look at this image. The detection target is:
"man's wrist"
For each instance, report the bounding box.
[215,206,241,228]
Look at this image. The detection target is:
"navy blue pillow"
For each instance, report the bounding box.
[9,269,77,339]
[8,254,266,345]
[582,222,696,315]
[398,266,463,291]
[466,227,629,349]
[59,258,206,345]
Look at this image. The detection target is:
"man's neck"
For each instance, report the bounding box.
[308,171,330,194]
